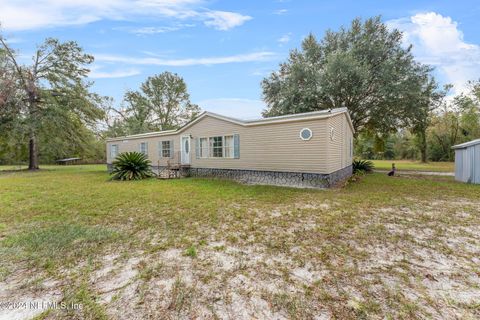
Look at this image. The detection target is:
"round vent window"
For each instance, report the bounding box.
[300,128,313,141]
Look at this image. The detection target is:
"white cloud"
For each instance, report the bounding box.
[203,11,252,31]
[124,24,195,35]
[273,9,288,15]
[0,0,251,31]
[388,12,480,95]
[94,51,276,66]
[277,33,292,44]
[196,98,265,119]
[130,26,180,35]
[89,66,141,79]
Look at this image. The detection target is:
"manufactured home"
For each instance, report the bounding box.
[453,139,480,184]
[106,107,354,188]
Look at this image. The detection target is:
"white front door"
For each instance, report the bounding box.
[181,136,191,165]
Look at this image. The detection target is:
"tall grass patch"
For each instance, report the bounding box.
[0,224,118,270]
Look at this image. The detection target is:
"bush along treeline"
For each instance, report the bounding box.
[355,81,480,161]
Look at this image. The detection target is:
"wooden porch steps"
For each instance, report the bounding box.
[156,153,190,179]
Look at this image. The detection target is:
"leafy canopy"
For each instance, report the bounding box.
[114,72,201,135]
[262,16,439,135]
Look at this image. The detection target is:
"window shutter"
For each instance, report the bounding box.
[159,141,163,157]
[170,140,174,159]
[233,134,240,159]
[109,145,112,159]
[145,142,148,155]
[195,138,199,159]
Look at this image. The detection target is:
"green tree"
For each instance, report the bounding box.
[0,36,104,169]
[428,108,460,161]
[119,72,201,135]
[262,16,438,137]
[401,68,447,162]
[427,81,480,161]
[457,81,480,140]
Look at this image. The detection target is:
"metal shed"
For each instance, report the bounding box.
[452,139,480,184]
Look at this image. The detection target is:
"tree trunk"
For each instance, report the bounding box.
[28,95,39,170]
[419,131,427,163]
[28,131,39,170]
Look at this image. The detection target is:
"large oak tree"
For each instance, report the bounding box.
[262,16,442,155]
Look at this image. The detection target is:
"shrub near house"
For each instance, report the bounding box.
[110,152,154,181]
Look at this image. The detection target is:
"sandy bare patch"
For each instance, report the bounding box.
[0,273,61,320]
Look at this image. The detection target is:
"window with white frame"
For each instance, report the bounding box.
[199,135,236,158]
[140,142,148,155]
[224,135,234,158]
[110,144,118,159]
[200,137,208,158]
[210,136,223,157]
[161,141,171,158]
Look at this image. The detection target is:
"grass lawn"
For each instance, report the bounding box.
[371,159,454,172]
[0,165,479,319]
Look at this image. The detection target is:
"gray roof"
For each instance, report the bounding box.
[210,107,348,124]
[452,138,480,149]
[107,107,353,142]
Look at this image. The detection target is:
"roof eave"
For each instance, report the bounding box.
[105,108,355,141]
[452,139,480,149]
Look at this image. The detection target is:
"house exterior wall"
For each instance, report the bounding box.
[185,116,330,174]
[106,111,355,187]
[106,135,180,167]
[455,144,480,184]
[327,113,354,173]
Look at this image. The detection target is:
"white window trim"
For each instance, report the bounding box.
[110,144,119,159]
[199,134,235,159]
[140,142,148,155]
[161,140,171,158]
[199,137,209,158]
[299,128,313,141]
[224,135,234,159]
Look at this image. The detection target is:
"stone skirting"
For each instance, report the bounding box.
[106,164,352,189]
[188,166,352,189]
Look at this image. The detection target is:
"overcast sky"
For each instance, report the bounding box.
[1,0,479,119]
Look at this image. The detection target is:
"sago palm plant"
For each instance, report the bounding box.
[110,152,154,181]
[352,159,374,174]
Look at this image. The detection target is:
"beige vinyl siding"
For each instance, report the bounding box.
[106,112,354,174]
[187,116,329,173]
[106,136,179,166]
[326,113,354,173]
